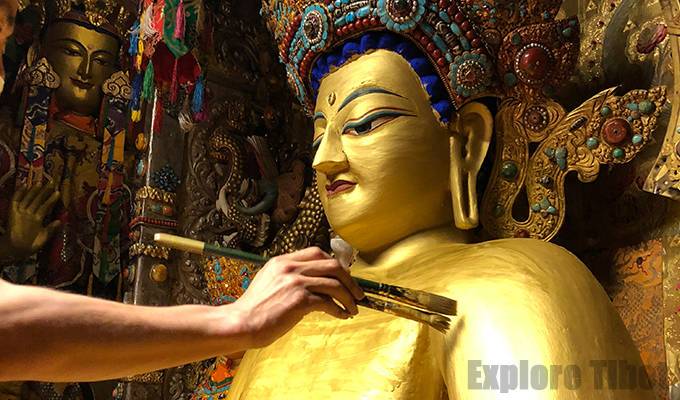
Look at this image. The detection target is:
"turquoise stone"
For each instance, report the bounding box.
[504,72,518,87]
[539,197,551,210]
[511,33,522,46]
[501,161,519,180]
[639,100,654,114]
[562,27,573,37]
[493,204,504,217]
[531,203,541,212]
[612,148,625,159]
[600,106,611,117]
[586,137,599,149]
[626,102,639,111]
[632,134,643,145]
[544,147,555,158]
[546,206,557,215]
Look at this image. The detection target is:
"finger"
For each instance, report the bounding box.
[30,220,61,253]
[45,220,62,238]
[304,276,358,315]
[29,183,55,213]
[283,246,332,262]
[19,184,42,209]
[299,259,364,300]
[11,185,27,205]
[36,190,60,219]
[306,294,351,320]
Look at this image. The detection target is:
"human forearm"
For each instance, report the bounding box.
[0,280,249,382]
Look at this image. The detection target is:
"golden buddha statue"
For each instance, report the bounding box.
[0,0,133,298]
[225,0,665,398]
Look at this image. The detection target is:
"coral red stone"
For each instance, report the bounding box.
[514,229,530,238]
[420,36,429,45]
[517,46,551,80]
[461,21,471,31]
[454,13,464,23]
[601,118,631,145]
[437,57,446,67]
[433,49,441,58]
[465,30,475,40]
[427,43,436,52]
[471,38,481,48]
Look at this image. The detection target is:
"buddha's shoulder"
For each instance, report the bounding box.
[400,238,601,295]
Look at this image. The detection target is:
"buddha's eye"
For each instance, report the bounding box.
[342,110,411,136]
[61,47,80,57]
[93,58,112,67]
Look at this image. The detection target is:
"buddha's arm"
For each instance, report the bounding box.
[433,241,655,400]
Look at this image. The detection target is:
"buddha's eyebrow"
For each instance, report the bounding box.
[338,87,405,111]
[313,112,326,121]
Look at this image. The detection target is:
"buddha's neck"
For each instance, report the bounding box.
[356,225,471,266]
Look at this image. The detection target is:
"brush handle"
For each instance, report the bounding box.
[154,233,451,315]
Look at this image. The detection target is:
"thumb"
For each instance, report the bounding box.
[45,220,62,238]
[32,220,62,251]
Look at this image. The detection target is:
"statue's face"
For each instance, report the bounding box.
[313,50,453,253]
[44,21,119,116]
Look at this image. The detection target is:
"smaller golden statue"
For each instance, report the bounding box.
[0,0,133,298]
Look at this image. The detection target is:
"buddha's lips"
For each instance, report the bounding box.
[71,78,93,89]
[326,180,356,196]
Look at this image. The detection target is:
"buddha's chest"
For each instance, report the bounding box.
[229,309,444,400]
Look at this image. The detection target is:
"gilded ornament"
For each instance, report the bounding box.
[129,243,171,260]
[23,58,61,89]
[135,186,177,205]
[102,71,132,100]
[149,264,168,283]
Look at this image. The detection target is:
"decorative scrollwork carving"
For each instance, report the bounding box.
[103,71,132,100]
[23,58,60,89]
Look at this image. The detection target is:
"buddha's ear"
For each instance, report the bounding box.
[448,101,493,230]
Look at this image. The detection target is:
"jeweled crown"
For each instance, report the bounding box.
[261,0,579,114]
[48,0,133,38]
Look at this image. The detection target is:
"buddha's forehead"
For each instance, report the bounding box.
[46,21,119,54]
[315,49,428,118]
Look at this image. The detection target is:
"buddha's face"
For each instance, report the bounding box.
[44,21,119,116]
[312,50,454,253]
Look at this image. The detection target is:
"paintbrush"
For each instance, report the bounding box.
[154,233,456,329]
[154,233,456,316]
[154,233,456,332]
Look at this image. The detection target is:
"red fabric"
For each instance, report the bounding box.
[151,42,201,86]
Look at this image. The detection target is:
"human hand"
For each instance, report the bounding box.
[6,183,61,258]
[231,247,364,348]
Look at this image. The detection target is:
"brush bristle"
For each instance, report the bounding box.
[428,314,451,333]
[414,292,457,316]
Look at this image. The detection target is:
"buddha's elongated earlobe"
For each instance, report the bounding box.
[448,102,493,230]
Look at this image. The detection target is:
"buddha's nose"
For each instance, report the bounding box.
[313,133,349,176]
[77,57,93,80]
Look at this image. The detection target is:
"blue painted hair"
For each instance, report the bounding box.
[310,32,453,123]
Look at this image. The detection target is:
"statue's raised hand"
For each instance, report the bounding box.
[6,183,61,258]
